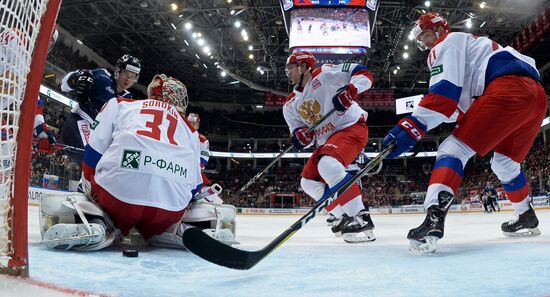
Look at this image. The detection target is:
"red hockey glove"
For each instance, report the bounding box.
[290,127,314,149]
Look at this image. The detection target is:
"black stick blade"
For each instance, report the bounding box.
[182,228,265,270]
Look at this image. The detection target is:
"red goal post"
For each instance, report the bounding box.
[0,0,62,277]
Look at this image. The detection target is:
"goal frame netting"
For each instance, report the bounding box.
[0,0,62,277]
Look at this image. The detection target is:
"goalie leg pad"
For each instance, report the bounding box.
[39,192,117,251]
[181,202,237,245]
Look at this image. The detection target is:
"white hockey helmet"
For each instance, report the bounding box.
[147,74,189,113]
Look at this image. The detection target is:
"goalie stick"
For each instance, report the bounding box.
[182,144,394,270]
[235,108,337,195]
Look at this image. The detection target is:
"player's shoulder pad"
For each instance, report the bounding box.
[115,97,134,104]
[311,67,323,78]
[182,116,197,134]
[284,91,297,106]
[94,68,112,79]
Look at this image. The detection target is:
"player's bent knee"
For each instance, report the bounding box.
[317,156,346,188]
[437,135,475,166]
[300,178,325,201]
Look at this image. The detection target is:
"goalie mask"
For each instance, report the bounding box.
[147,74,189,113]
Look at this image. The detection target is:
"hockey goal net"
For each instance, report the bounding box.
[0,0,61,276]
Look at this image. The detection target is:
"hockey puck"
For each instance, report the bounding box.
[123,249,138,258]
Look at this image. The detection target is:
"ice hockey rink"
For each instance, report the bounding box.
[4,206,550,297]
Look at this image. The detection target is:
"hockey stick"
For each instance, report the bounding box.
[236,108,337,194]
[182,144,394,270]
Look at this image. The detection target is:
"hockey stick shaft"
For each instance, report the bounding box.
[252,144,393,259]
[182,144,394,270]
[237,108,337,194]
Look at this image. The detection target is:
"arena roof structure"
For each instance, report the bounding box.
[56,0,549,104]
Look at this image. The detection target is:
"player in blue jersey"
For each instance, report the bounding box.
[60,54,140,162]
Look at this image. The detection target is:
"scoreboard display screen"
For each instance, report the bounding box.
[293,0,366,7]
[289,8,370,49]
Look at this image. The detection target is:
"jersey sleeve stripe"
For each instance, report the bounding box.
[349,66,373,93]
[350,64,369,75]
[418,93,458,117]
[428,79,462,103]
[83,144,103,169]
[485,51,541,85]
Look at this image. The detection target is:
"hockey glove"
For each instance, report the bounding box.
[382,116,426,159]
[332,84,358,112]
[72,70,94,101]
[290,127,314,149]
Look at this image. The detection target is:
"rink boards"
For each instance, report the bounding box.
[27,186,550,216]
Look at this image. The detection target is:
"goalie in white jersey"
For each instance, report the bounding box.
[283,51,375,243]
[39,75,236,251]
[381,12,547,253]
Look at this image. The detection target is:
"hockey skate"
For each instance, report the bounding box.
[408,191,454,254]
[341,210,375,243]
[330,214,352,237]
[501,205,541,237]
[326,213,337,226]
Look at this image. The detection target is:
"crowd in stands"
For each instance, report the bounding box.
[30,130,550,209]
[31,41,549,209]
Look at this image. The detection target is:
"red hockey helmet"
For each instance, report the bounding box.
[285,51,317,75]
[413,12,450,51]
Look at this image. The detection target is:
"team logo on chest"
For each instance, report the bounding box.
[298,99,322,125]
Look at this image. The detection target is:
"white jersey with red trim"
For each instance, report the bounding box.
[86,98,202,211]
[283,62,372,145]
[198,133,210,169]
[413,32,540,130]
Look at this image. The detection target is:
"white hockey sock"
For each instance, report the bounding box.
[330,205,344,218]
[512,198,530,217]
[318,156,346,188]
[341,195,364,217]
[300,178,326,201]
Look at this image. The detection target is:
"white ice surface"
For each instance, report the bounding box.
[20,207,550,297]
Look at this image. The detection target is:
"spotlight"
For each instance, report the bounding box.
[184,22,192,30]
[402,52,409,59]
[221,71,227,77]
[234,20,241,28]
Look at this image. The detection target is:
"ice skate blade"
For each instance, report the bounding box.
[343,230,376,243]
[409,236,438,254]
[333,231,343,238]
[503,227,541,238]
